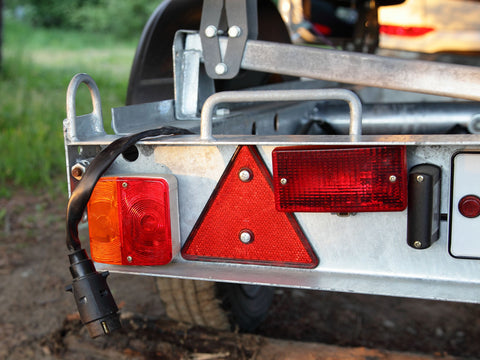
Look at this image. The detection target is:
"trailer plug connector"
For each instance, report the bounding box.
[66,249,121,338]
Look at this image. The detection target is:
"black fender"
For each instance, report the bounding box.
[126,0,292,105]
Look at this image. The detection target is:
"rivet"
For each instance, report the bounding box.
[280,178,288,185]
[414,241,422,248]
[122,182,128,188]
[204,25,217,38]
[215,63,228,75]
[239,230,254,244]
[416,175,424,183]
[126,256,133,262]
[228,25,242,38]
[389,175,397,183]
[239,169,252,182]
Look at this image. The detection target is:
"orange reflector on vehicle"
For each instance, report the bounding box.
[182,146,318,268]
[273,146,407,213]
[87,176,180,266]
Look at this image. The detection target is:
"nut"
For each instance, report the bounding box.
[71,163,86,180]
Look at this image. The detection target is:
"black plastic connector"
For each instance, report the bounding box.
[66,249,121,338]
[407,164,441,249]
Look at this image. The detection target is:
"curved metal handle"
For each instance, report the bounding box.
[66,73,105,141]
[200,89,363,141]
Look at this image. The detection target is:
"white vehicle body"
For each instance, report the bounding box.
[379,0,480,53]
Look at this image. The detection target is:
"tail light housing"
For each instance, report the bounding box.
[87,175,180,265]
[272,146,407,213]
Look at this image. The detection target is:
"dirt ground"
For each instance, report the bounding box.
[1,190,480,360]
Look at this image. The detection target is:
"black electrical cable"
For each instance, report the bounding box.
[66,126,192,251]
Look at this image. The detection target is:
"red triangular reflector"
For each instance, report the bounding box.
[182,146,318,268]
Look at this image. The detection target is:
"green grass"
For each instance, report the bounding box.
[0,19,138,197]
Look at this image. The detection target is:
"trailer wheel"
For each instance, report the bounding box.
[156,278,274,331]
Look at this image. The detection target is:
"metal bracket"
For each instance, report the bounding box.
[65,73,106,141]
[199,0,258,80]
[200,89,363,141]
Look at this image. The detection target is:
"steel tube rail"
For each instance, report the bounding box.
[241,40,480,102]
[200,89,363,140]
[311,102,480,134]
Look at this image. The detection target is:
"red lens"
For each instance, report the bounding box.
[119,178,172,265]
[458,195,480,218]
[272,146,407,213]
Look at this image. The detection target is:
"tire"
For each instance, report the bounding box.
[156,278,274,332]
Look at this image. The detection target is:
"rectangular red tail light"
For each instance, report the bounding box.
[272,146,407,213]
[87,175,180,266]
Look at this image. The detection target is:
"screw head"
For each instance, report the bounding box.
[413,241,422,249]
[239,169,252,182]
[416,175,424,183]
[215,63,228,75]
[239,230,254,244]
[122,182,128,188]
[126,256,133,262]
[280,178,288,185]
[389,175,397,183]
[228,25,242,38]
[204,25,217,38]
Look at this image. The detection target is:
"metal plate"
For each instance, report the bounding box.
[87,142,480,304]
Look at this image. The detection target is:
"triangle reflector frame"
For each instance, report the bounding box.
[182,146,319,268]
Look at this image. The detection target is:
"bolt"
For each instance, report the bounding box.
[71,163,86,180]
[280,178,288,185]
[122,182,128,188]
[239,169,252,182]
[389,175,397,183]
[416,175,424,183]
[204,25,217,38]
[126,256,133,263]
[215,63,228,75]
[239,230,254,244]
[216,107,230,116]
[228,25,242,38]
[414,241,422,249]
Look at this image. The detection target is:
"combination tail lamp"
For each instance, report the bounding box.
[65,127,190,337]
[87,175,180,266]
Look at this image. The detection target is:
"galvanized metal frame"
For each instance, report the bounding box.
[64,31,480,303]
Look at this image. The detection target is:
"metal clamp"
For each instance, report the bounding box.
[200,89,363,141]
[199,0,258,79]
[65,73,105,141]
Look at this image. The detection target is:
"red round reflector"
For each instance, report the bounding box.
[458,195,480,218]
